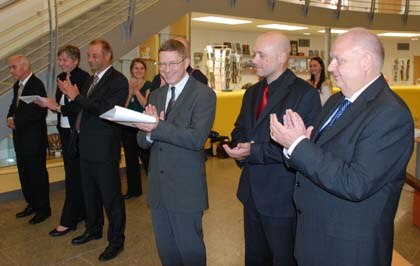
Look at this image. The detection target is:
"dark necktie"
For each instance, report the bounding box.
[165,86,176,119]
[315,99,351,141]
[256,84,268,119]
[75,75,99,132]
[16,82,24,108]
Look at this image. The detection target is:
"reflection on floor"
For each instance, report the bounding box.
[0,157,418,265]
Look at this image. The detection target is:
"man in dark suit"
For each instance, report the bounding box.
[135,39,216,266]
[223,32,321,265]
[270,28,414,266]
[149,36,208,92]
[7,55,50,224]
[58,39,128,261]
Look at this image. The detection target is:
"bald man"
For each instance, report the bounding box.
[270,28,414,265]
[223,32,321,265]
[7,55,50,224]
[150,37,208,91]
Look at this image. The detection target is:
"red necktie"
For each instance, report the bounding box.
[256,85,268,118]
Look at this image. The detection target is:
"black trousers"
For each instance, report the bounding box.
[80,159,126,248]
[244,195,297,266]
[16,151,50,216]
[121,126,149,196]
[58,128,85,228]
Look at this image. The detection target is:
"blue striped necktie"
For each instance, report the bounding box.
[315,99,351,141]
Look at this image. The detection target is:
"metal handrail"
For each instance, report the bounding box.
[0,0,18,10]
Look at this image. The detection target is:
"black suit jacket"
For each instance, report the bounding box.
[7,74,47,155]
[232,69,321,218]
[74,67,128,162]
[290,75,414,265]
[56,67,90,128]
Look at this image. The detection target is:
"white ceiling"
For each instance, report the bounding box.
[191,12,420,41]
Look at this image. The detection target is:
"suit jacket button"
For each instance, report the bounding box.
[297,209,302,214]
[296,181,300,187]
[160,170,164,174]
[159,148,163,151]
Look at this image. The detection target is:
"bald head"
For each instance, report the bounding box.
[335,28,384,72]
[8,55,31,81]
[252,31,291,83]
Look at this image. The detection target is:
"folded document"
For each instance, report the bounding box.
[19,95,47,104]
[100,106,157,127]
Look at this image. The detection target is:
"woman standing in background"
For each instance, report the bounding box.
[307,56,332,106]
[121,58,151,199]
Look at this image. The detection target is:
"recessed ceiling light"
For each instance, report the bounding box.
[412,38,418,41]
[318,29,348,34]
[192,16,252,25]
[257,24,308,31]
[378,32,420,37]
[303,32,311,35]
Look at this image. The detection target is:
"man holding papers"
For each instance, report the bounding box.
[57,39,128,261]
[135,39,216,266]
[6,55,50,224]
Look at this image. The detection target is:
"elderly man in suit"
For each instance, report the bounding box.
[7,55,50,224]
[135,39,216,266]
[270,28,414,266]
[58,39,128,261]
[223,32,321,265]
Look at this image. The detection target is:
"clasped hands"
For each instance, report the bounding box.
[57,74,79,100]
[133,104,164,133]
[269,109,313,148]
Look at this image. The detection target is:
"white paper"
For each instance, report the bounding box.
[100,106,157,127]
[19,95,47,104]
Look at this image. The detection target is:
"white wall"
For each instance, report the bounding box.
[191,28,420,87]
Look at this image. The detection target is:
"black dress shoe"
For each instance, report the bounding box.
[98,245,124,261]
[28,213,50,224]
[72,231,102,245]
[49,227,75,237]
[16,207,34,218]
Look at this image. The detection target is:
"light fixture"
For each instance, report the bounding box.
[318,29,348,34]
[412,38,418,41]
[303,32,311,36]
[192,16,252,25]
[378,32,420,37]
[257,24,308,31]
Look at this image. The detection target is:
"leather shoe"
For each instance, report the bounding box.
[49,227,75,237]
[72,231,102,245]
[28,213,50,224]
[98,245,124,261]
[16,206,34,218]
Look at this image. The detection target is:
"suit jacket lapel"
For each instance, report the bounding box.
[315,76,386,144]
[165,78,194,121]
[87,67,113,98]
[255,72,292,127]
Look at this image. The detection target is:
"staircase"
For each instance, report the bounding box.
[0,0,159,95]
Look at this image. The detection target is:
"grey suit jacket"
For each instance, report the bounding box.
[289,75,414,266]
[137,77,216,212]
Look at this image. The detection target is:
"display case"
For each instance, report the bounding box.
[288,56,310,74]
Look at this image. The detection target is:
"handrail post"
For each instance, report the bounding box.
[124,0,136,40]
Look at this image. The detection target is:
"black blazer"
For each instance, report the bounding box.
[55,67,90,129]
[232,69,321,218]
[74,67,128,162]
[290,75,414,265]
[7,74,47,155]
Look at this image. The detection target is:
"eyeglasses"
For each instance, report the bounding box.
[155,58,185,69]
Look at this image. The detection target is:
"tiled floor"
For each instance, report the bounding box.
[0,157,419,265]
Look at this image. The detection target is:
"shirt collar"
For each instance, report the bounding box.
[168,73,189,100]
[20,72,32,86]
[347,74,381,103]
[94,65,112,81]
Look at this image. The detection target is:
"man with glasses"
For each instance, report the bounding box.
[134,39,216,266]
